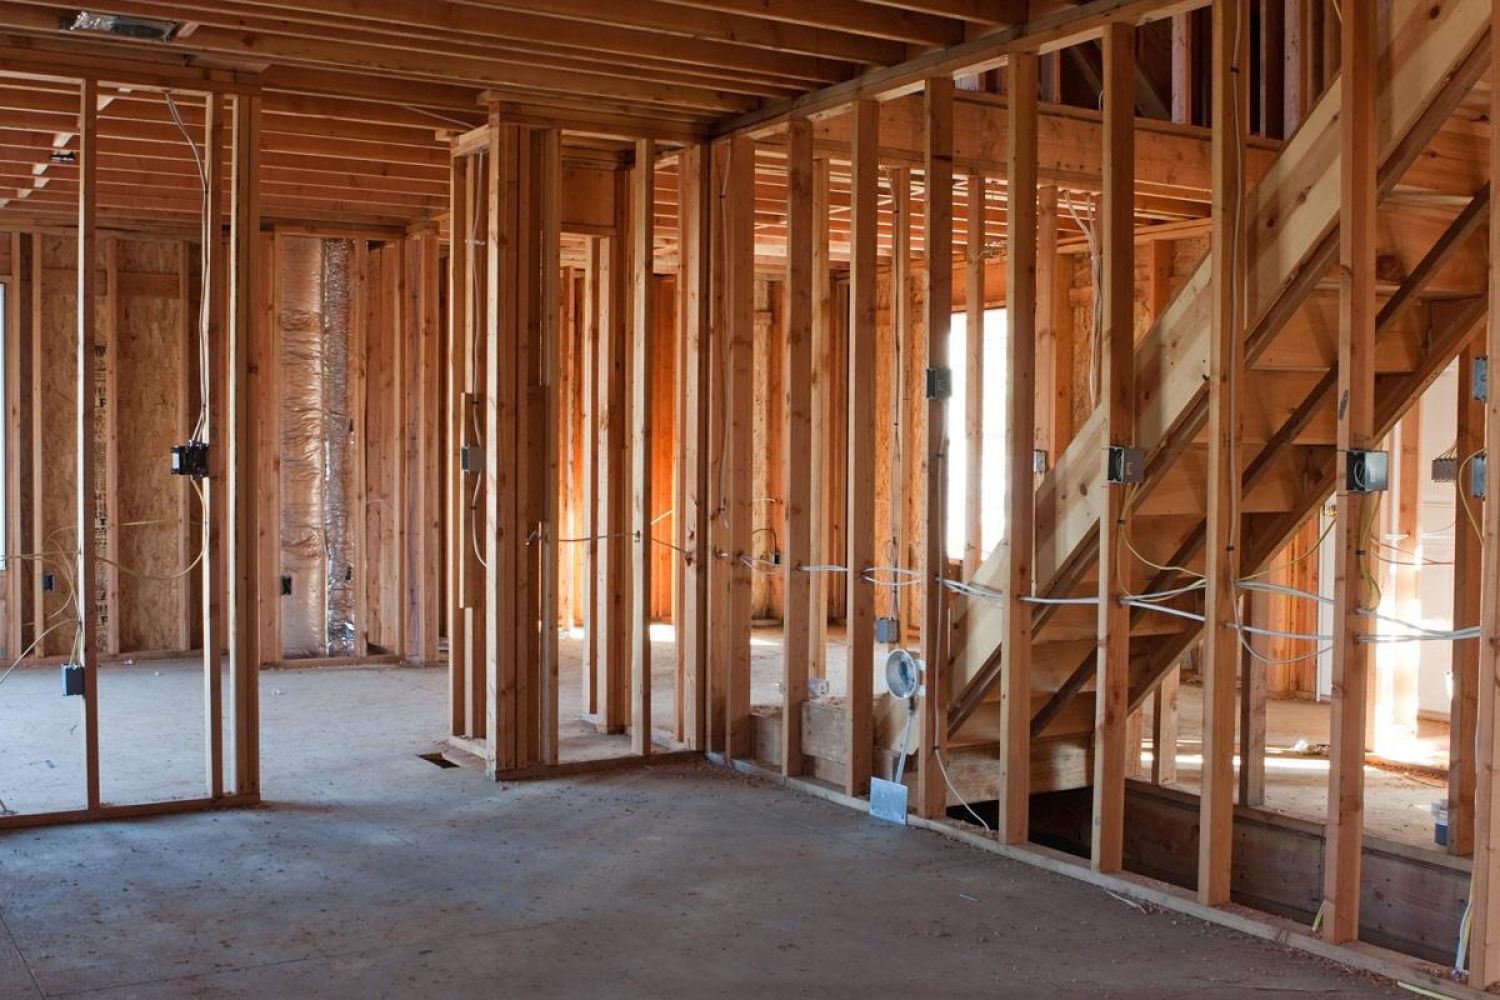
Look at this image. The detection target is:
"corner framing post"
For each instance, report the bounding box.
[846,98,880,798]
[999,52,1038,844]
[446,149,470,738]
[228,91,262,798]
[77,77,101,810]
[781,117,814,777]
[1092,22,1136,875]
[631,138,655,756]
[1200,0,1247,906]
[1466,0,1500,979]
[1320,0,1375,945]
[916,77,952,820]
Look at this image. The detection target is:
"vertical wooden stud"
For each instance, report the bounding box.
[631,138,655,756]
[1092,21,1135,875]
[782,118,814,777]
[77,77,101,810]
[999,53,1038,844]
[916,78,953,819]
[846,99,880,798]
[1200,0,1247,906]
[1320,0,1376,945]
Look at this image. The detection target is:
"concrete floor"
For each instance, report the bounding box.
[0,662,1409,998]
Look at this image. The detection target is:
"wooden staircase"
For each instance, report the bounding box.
[931,0,1492,799]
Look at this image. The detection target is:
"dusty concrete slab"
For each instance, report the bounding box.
[0,665,1405,998]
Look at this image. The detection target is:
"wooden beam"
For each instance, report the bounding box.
[782,117,813,777]
[917,76,953,820]
[631,137,655,756]
[845,98,879,799]
[1468,0,1500,979]
[1199,0,1246,907]
[1450,343,1481,858]
[1091,20,1135,876]
[77,76,101,811]
[227,91,261,798]
[998,51,1037,845]
[1320,0,1376,945]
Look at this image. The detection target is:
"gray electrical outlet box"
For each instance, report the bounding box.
[1475,355,1489,402]
[460,444,483,474]
[1472,454,1487,499]
[1106,445,1146,485]
[1346,449,1389,493]
[925,366,952,401]
[1433,456,1458,483]
[874,616,901,644]
[61,662,85,697]
[1033,449,1048,475]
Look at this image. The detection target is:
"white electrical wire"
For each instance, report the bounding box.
[164,91,211,445]
[1122,600,1205,624]
[798,564,848,574]
[1020,594,1099,606]
[934,745,991,834]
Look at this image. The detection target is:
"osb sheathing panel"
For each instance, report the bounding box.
[32,235,192,656]
[37,234,82,656]
[115,238,186,652]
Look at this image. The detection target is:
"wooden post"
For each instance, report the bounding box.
[1151,667,1179,785]
[1321,1,1376,945]
[962,171,984,581]
[101,237,119,658]
[446,150,470,737]
[77,77,101,811]
[889,165,911,635]
[3,233,21,664]
[228,92,261,798]
[1200,0,1247,906]
[200,93,226,794]
[846,99,880,798]
[676,145,711,752]
[255,232,280,672]
[631,138,655,756]
[782,118,814,777]
[998,52,1038,845]
[540,129,561,764]
[1239,591,1268,807]
[720,132,756,758]
[1091,22,1135,875]
[916,77,952,820]
[1171,12,1197,125]
[808,159,832,681]
[1450,344,1481,857]
[1468,0,1500,978]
